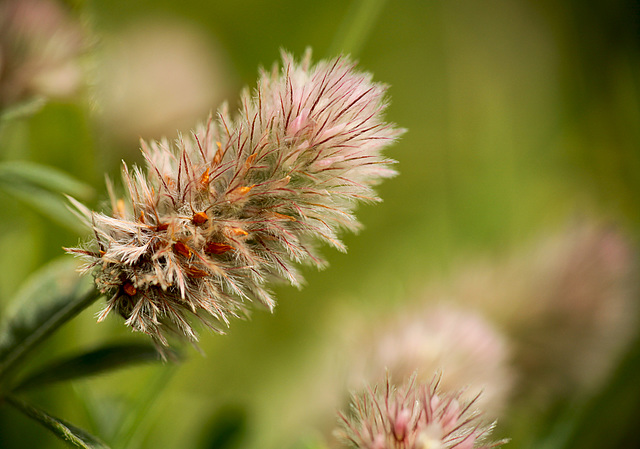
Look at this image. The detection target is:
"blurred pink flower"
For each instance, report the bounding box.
[0,0,83,108]
[348,304,513,417]
[450,220,638,400]
[512,222,638,398]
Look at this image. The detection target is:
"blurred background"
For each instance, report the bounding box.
[1,0,640,448]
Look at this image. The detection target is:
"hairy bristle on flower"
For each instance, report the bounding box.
[336,375,506,449]
[65,51,403,346]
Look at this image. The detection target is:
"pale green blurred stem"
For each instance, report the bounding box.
[329,0,388,57]
[111,363,179,449]
[0,287,102,389]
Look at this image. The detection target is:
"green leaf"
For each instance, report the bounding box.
[5,394,110,449]
[2,185,86,233]
[0,161,93,199]
[13,342,175,392]
[0,258,100,385]
[0,161,94,233]
[0,97,47,122]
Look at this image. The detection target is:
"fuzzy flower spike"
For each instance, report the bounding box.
[337,375,507,449]
[66,51,402,346]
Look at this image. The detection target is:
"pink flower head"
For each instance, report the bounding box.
[348,304,513,418]
[66,51,403,346]
[0,0,84,107]
[337,376,506,449]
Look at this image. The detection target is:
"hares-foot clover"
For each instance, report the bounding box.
[66,51,403,346]
[337,376,506,449]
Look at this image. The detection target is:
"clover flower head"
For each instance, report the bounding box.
[515,222,638,397]
[350,304,513,417]
[0,0,84,108]
[66,50,402,346]
[337,376,505,449]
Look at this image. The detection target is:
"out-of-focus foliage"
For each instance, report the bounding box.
[5,395,109,449]
[13,343,176,392]
[0,258,96,384]
[0,161,93,232]
[1,0,639,448]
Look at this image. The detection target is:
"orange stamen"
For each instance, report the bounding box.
[204,242,234,255]
[123,282,137,296]
[173,241,192,258]
[192,212,208,225]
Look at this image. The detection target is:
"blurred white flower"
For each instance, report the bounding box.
[92,19,234,142]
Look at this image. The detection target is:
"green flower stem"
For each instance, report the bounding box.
[0,286,102,388]
[110,363,179,449]
[4,394,110,449]
[329,0,388,57]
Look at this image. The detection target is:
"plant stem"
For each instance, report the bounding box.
[5,394,110,449]
[0,286,102,387]
[329,0,388,57]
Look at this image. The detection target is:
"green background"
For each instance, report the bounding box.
[1,0,639,448]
